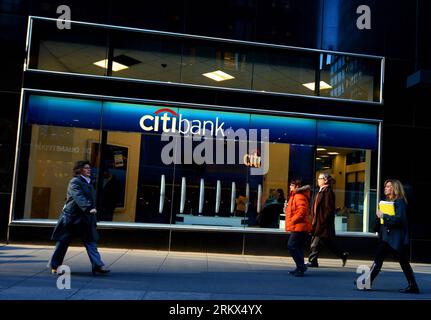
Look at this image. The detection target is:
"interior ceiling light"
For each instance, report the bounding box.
[317,148,327,151]
[328,152,340,155]
[202,70,235,82]
[93,54,141,72]
[302,81,332,91]
[94,59,128,71]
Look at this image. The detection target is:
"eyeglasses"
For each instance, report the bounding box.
[318,177,324,180]
[83,166,91,169]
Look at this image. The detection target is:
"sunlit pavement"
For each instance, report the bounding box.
[0,243,429,300]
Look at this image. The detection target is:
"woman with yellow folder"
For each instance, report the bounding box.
[366,179,420,293]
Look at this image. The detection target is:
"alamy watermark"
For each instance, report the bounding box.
[57,5,71,30]
[56,265,71,290]
[159,129,269,176]
[356,5,371,30]
[356,265,371,290]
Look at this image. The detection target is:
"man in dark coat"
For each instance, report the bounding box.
[48,160,110,275]
[307,173,349,267]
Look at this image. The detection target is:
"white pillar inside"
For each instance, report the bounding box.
[245,183,250,213]
[215,180,221,215]
[230,182,236,215]
[198,178,205,215]
[257,184,262,213]
[180,177,186,214]
[159,174,165,214]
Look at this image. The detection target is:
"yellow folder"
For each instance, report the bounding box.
[379,201,395,224]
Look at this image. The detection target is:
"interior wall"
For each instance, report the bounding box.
[24,125,101,219]
[107,131,141,222]
[332,154,346,209]
[263,143,290,201]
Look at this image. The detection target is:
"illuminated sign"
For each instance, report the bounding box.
[139,108,225,136]
[27,95,378,149]
[243,152,261,168]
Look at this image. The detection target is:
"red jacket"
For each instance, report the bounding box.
[285,185,312,233]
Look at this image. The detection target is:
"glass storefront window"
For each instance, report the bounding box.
[315,146,377,233]
[13,93,379,234]
[27,17,383,103]
[15,125,102,220]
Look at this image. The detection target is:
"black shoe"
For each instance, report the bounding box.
[288,268,299,275]
[289,265,307,275]
[399,282,420,294]
[294,270,305,277]
[306,262,318,268]
[342,252,349,267]
[92,266,110,275]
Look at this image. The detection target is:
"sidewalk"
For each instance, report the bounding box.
[0,243,429,300]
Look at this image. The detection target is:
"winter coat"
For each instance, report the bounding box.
[259,198,283,228]
[381,198,409,252]
[51,176,99,242]
[310,185,336,238]
[285,185,312,233]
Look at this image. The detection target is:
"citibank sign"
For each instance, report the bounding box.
[139,108,225,136]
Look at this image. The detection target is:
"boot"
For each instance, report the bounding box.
[341,252,349,267]
[399,279,420,294]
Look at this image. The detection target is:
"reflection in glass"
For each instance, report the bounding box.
[21,125,102,220]
[253,49,318,96]
[30,20,108,76]
[111,31,182,83]
[319,54,381,102]
[181,40,252,90]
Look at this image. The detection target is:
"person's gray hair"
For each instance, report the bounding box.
[319,172,335,185]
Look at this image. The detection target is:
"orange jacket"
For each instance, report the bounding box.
[285,185,312,233]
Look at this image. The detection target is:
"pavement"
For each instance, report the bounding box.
[0,243,430,300]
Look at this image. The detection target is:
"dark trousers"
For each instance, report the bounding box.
[308,235,343,264]
[370,241,416,284]
[288,232,308,271]
[49,240,104,269]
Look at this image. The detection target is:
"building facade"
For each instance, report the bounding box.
[1,0,430,261]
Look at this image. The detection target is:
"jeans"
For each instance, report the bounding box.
[287,232,308,271]
[48,240,104,269]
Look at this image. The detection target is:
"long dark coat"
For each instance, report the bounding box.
[51,176,99,242]
[310,186,336,238]
[381,198,409,252]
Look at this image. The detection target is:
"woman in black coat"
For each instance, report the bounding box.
[366,179,419,293]
[48,160,110,275]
